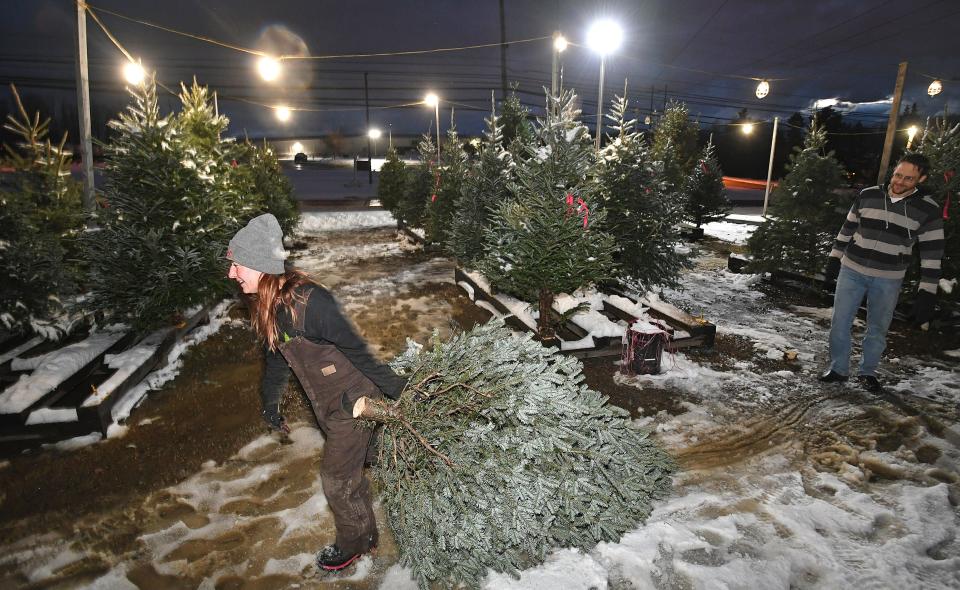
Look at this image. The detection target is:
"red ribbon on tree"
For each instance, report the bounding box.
[700,161,709,174]
[577,197,589,228]
[565,193,575,216]
[230,159,239,168]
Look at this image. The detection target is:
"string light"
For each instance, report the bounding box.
[122,60,145,85]
[257,56,281,82]
[274,105,291,122]
[755,79,769,99]
[927,79,942,97]
[741,123,755,135]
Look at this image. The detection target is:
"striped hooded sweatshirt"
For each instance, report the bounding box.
[829,184,944,294]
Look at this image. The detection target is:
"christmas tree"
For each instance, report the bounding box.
[393,135,436,230]
[377,147,406,218]
[234,139,299,236]
[683,140,731,230]
[480,91,617,340]
[447,95,514,266]
[747,122,848,278]
[650,100,700,192]
[83,77,250,330]
[499,86,534,156]
[596,94,689,292]
[0,85,82,335]
[917,115,959,298]
[426,117,469,245]
[356,321,674,588]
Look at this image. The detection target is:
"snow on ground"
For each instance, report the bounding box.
[4,215,958,590]
[702,220,757,244]
[298,210,396,233]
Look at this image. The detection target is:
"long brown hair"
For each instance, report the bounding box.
[247,269,312,351]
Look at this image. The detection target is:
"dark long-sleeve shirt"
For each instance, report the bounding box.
[260,285,405,417]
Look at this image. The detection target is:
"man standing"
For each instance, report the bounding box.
[820,154,944,392]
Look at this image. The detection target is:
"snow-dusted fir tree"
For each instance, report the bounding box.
[651,100,700,192]
[480,90,616,340]
[394,134,435,230]
[917,115,959,296]
[233,139,299,236]
[427,117,469,245]
[747,123,848,277]
[499,86,534,156]
[377,147,406,219]
[84,77,246,329]
[356,321,673,589]
[447,94,513,266]
[0,85,82,335]
[596,94,689,292]
[683,140,731,231]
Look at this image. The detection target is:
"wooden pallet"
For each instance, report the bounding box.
[0,306,212,450]
[455,268,717,358]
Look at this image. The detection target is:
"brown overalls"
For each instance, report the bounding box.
[278,289,381,555]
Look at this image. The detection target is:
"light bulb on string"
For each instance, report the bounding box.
[907,126,919,150]
[275,105,291,122]
[258,56,282,82]
[554,34,568,53]
[123,60,146,85]
[927,79,942,97]
[741,122,755,135]
[755,80,769,99]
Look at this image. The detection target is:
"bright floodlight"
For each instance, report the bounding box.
[291,141,304,153]
[123,61,145,85]
[741,123,755,135]
[907,126,919,141]
[275,105,291,122]
[368,128,382,139]
[586,19,623,55]
[258,56,281,82]
[554,35,568,52]
[424,92,439,107]
[755,80,770,99]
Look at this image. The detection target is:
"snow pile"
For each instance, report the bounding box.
[701,220,758,244]
[298,210,396,234]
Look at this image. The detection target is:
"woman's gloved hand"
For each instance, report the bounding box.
[262,407,291,433]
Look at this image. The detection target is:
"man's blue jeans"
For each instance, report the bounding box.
[828,265,903,377]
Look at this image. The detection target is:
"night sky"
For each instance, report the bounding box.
[0,0,957,140]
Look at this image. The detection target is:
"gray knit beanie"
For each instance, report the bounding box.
[227,213,288,275]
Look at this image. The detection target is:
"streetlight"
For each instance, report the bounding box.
[424,92,441,164]
[907,125,919,150]
[368,128,382,158]
[275,105,291,122]
[741,122,755,135]
[586,19,623,151]
[123,60,145,86]
[257,55,281,82]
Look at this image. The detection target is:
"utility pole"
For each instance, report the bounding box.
[499,0,508,99]
[75,0,95,222]
[364,72,372,184]
[551,30,560,99]
[762,116,779,217]
[877,62,908,185]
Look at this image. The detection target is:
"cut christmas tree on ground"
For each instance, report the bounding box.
[357,320,674,588]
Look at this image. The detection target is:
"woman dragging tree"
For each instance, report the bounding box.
[226,214,406,571]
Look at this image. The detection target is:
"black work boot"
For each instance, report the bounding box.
[818,369,848,383]
[316,544,361,571]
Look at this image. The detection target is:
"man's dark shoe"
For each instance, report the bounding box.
[857,375,882,393]
[818,369,848,383]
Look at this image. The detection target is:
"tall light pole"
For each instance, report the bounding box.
[424,92,441,164]
[587,19,623,151]
[762,116,779,217]
[551,32,567,100]
[75,0,95,221]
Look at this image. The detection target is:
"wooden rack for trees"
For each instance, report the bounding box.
[0,306,212,451]
[455,268,716,359]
